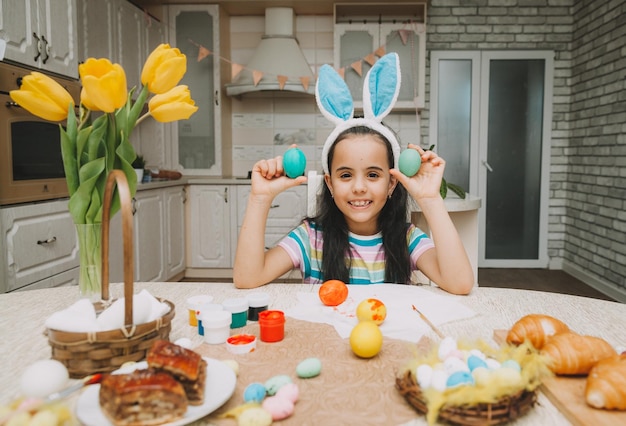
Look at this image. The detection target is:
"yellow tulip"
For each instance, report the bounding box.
[80,87,100,111]
[9,72,74,121]
[141,43,187,94]
[148,85,198,122]
[79,58,127,112]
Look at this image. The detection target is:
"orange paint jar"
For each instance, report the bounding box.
[258,310,285,343]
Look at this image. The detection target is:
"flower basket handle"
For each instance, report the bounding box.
[101,169,134,327]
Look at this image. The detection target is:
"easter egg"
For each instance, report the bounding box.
[356,298,387,325]
[430,369,449,392]
[446,371,474,388]
[467,355,488,371]
[282,147,307,178]
[262,396,295,420]
[416,364,433,389]
[238,407,273,426]
[264,375,292,396]
[296,357,322,378]
[501,359,521,372]
[275,383,299,403]
[438,336,458,360]
[243,382,267,403]
[349,321,383,358]
[398,149,422,177]
[318,280,348,306]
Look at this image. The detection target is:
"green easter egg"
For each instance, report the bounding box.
[296,357,322,378]
[283,147,307,178]
[398,149,421,177]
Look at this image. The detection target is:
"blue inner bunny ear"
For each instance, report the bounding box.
[368,53,400,117]
[316,64,353,122]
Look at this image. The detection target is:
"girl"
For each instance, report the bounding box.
[233,53,473,294]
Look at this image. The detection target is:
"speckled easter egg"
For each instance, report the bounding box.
[282,147,307,178]
[237,407,273,426]
[296,357,322,378]
[243,382,267,403]
[398,149,421,177]
[264,374,292,396]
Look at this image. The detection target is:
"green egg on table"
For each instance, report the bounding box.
[296,357,322,378]
[398,149,422,177]
[264,374,292,396]
[282,147,307,178]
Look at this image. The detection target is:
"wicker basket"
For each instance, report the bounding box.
[396,369,537,426]
[46,170,175,378]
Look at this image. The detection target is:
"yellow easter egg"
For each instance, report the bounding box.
[349,321,383,358]
[356,298,387,325]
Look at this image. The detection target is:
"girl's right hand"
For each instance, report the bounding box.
[250,155,307,201]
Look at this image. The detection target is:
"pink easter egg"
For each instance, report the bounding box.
[262,395,295,420]
[275,382,299,403]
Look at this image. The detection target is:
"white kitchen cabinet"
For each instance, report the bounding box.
[0,0,78,78]
[187,185,235,269]
[0,199,79,293]
[108,186,186,283]
[167,5,223,176]
[334,3,426,109]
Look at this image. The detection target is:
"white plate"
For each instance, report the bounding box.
[76,357,236,426]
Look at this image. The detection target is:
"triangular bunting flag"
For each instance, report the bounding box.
[197,46,211,62]
[374,46,386,57]
[351,60,363,76]
[399,29,411,45]
[231,63,244,80]
[300,76,310,92]
[253,70,264,86]
[277,75,288,90]
[364,53,376,66]
[338,68,345,79]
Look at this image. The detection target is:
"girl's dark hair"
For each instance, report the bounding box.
[309,126,411,283]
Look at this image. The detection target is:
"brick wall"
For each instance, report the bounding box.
[426,0,626,296]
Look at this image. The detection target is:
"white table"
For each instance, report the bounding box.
[1,283,625,425]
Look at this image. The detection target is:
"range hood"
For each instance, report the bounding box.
[226,7,315,96]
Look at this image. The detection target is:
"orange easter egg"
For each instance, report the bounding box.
[318,280,348,306]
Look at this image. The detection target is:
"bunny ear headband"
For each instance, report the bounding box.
[315,52,401,175]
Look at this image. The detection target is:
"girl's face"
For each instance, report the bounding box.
[325,134,397,235]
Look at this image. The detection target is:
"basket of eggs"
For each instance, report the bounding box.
[396,335,551,425]
[45,170,175,378]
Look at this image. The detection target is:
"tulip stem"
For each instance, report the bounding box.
[135,112,151,126]
[78,109,91,131]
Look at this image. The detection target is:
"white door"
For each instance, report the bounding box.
[430,50,554,268]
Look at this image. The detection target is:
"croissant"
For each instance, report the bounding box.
[585,354,626,410]
[506,314,570,349]
[540,332,617,375]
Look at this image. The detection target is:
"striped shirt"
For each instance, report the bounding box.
[278,220,434,284]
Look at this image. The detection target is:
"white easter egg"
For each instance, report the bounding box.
[485,358,501,370]
[501,359,521,372]
[438,337,457,360]
[469,349,486,360]
[431,369,449,392]
[20,360,69,398]
[416,364,434,389]
[444,356,469,374]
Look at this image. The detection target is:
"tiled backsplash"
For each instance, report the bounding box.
[229,15,422,177]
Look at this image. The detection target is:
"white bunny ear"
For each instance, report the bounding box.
[315,64,354,125]
[362,53,401,121]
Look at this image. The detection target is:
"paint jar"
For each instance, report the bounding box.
[246,292,270,321]
[226,334,257,354]
[186,295,213,327]
[196,303,223,336]
[258,310,285,343]
[222,297,249,329]
[201,310,232,344]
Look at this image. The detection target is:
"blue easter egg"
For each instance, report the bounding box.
[243,382,267,403]
[467,355,488,372]
[398,149,422,177]
[283,147,307,178]
[446,371,474,388]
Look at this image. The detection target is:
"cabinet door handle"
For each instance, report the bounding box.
[132,197,137,215]
[214,90,219,106]
[270,204,280,209]
[224,187,228,203]
[482,160,494,172]
[41,35,50,64]
[37,236,57,245]
[33,32,41,61]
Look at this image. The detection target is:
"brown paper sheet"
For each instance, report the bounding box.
[196,318,421,425]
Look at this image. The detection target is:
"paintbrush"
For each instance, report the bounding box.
[412,304,445,339]
[0,373,102,425]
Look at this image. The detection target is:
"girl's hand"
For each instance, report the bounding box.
[390,144,445,201]
[250,147,307,201]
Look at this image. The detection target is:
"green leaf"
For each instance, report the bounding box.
[440,177,448,199]
[68,157,106,224]
[447,182,467,199]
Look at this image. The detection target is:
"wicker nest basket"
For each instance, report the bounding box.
[46,170,175,378]
[396,369,537,426]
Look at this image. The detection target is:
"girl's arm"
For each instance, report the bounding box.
[390,145,474,295]
[233,155,307,289]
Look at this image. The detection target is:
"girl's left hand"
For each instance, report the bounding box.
[390,144,445,201]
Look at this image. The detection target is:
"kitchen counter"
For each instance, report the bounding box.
[1,283,625,425]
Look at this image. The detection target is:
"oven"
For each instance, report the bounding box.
[0,61,81,206]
